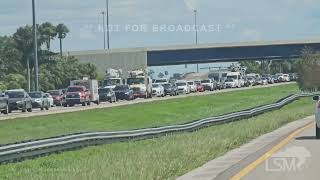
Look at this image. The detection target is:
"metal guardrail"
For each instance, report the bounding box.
[0,93,315,164]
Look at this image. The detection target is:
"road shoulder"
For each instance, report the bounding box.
[177,116,314,180]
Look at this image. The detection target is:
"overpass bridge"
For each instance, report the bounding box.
[68,39,320,76]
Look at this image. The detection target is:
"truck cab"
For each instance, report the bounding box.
[65,86,90,107]
[127,70,152,99]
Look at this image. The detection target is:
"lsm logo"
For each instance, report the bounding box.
[265,146,311,172]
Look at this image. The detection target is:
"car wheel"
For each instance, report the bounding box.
[316,124,320,139]
[27,107,32,112]
[82,102,86,106]
[87,102,91,106]
[3,104,9,114]
[41,106,44,111]
[45,105,49,110]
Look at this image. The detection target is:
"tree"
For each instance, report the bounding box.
[56,24,69,56]
[39,22,57,51]
[240,61,261,74]
[296,47,320,91]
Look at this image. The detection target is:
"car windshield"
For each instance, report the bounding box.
[201,80,210,83]
[29,92,42,98]
[155,79,167,83]
[67,87,83,92]
[162,84,171,88]
[48,90,60,96]
[152,84,160,88]
[227,75,238,79]
[127,78,144,85]
[99,88,111,94]
[176,82,186,86]
[104,79,121,86]
[114,86,128,91]
[5,91,24,98]
[187,82,194,85]
[225,79,234,82]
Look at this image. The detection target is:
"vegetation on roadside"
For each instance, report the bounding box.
[0,23,97,92]
[0,97,313,180]
[0,84,298,144]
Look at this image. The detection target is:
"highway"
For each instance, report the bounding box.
[0,83,294,121]
[237,122,318,180]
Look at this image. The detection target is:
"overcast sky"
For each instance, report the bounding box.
[1,0,320,53]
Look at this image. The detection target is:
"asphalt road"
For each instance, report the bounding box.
[240,122,319,180]
[0,82,294,121]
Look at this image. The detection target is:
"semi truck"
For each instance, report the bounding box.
[127,70,153,99]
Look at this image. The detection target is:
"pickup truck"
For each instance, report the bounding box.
[64,86,91,107]
[0,92,9,114]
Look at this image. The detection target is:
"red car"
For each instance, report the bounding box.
[47,89,65,106]
[196,82,205,92]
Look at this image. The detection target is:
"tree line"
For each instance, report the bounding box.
[0,22,98,92]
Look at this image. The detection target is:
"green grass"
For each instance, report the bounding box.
[0,98,314,180]
[0,84,299,145]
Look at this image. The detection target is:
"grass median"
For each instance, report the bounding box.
[0,97,314,180]
[0,84,298,144]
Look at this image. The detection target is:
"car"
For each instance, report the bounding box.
[47,89,65,106]
[289,73,298,81]
[275,73,284,82]
[282,74,290,82]
[200,79,215,91]
[162,83,178,96]
[29,91,50,110]
[0,92,9,114]
[152,84,165,97]
[246,77,256,86]
[98,87,117,103]
[195,82,205,92]
[65,86,91,107]
[5,89,32,113]
[255,77,263,85]
[225,78,236,88]
[187,81,197,92]
[313,95,320,138]
[175,81,190,94]
[114,85,134,100]
[44,93,54,107]
[271,75,280,83]
[261,78,268,85]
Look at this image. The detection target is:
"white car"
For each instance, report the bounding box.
[152,84,165,97]
[313,96,320,138]
[261,78,268,85]
[44,93,54,107]
[187,81,197,92]
[200,79,215,91]
[283,74,290,82]
[175,81,190,94]
[225,78,236,88]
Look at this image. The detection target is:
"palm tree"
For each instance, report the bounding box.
[13,26,34,91]
[39,22,57,51]
[56,24,69,56]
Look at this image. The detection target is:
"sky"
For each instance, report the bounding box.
[1,0,320,75]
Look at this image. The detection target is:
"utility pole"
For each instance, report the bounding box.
[194,9,199,73]
[32,0,39,91]
[101,11,106,50]
[106,0,110,49]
